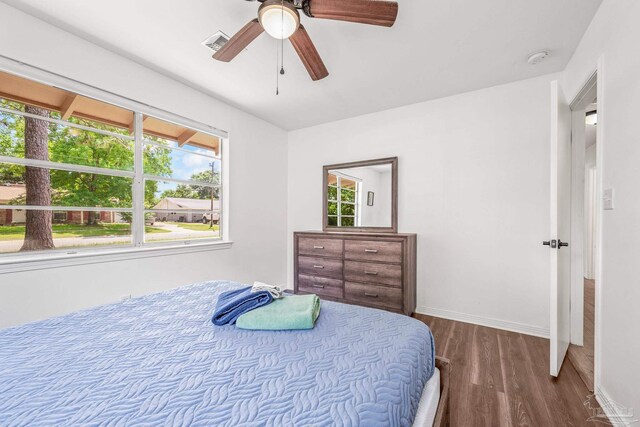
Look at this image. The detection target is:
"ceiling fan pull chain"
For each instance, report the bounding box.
[280,0,285,76]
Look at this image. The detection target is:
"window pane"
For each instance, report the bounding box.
[328,201,338,215]
[0,208,133,254]
[145,179,219,210]
[341,217,355,227]
[341,203,355,216]
[340,178,357,190]
[145,210,220,243]
[143,116,220,157]
[327,186,337,201]
[0,107,134,171]
[341,188,356,202]
[327,216,337,226]
[328,173,338,186]
[0,165,133,207]
[143,142,220,184]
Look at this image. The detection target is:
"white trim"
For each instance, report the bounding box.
[143,174,220,188]
[0,240,233,274]
[132,112,144,247]
[0,155,135,178]
[0,55,228,139]
[593,56,605,394]
[595,386,637,426]
[5,206,132,212]
[145,209,220,214]
[415,306,550,339]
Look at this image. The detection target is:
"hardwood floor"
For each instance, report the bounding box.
[567,278,595,391]
[414,314,605,426]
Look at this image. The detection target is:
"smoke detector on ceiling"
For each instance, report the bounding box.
[202,31,231,54]
[527,50,549,65]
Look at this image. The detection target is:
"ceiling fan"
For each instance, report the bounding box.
[213,0,399,81]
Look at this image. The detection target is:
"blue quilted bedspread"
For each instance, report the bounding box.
[0,281,435,426]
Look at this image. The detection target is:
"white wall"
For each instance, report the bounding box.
[288,73,557,337]
[584,143,597,280]
[0,3,288,328]
[563,0,640,417]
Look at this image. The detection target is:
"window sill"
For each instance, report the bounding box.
[0,240,233,274]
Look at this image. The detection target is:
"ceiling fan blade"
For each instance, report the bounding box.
[289,25,329,81]
[307,0,398,27]
[213,19,264,62]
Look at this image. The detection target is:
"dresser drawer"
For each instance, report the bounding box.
[345,282,402,310]
[298,237,343,258]
[298,256,343,279]
[298,274,344,299]
[344,260,402,287]
[344,240,402,263]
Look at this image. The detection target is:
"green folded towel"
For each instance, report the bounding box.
[236,294,321,331]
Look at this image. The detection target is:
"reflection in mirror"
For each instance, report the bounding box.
[327,163,392,228]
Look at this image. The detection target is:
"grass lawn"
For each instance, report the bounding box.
[170,222,220,232]
[0,223,170,241]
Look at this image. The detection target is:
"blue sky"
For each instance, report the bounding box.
[154,142,220,195]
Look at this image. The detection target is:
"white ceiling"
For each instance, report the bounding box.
[3,0,601,130]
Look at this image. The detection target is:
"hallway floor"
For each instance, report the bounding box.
[567,278,595,391]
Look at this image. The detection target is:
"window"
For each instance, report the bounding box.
[327,172,360,227]
[0,70,224,257]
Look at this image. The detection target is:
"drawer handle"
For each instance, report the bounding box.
[313,245,324,249]
[364,249,378,253]
[313,265,324,269]
[364,292,379,298]
[364,271,378,275]
[312,284,325,289]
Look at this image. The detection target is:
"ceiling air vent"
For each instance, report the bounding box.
[202,31,231,54]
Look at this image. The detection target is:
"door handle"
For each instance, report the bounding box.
[558,240,569,248]
[543,240,557,248]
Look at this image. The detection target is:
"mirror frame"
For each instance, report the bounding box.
[322,157,398,233]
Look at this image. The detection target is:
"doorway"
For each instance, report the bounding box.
[567,73,598,391]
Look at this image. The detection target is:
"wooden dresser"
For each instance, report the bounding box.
[293,231,417,315]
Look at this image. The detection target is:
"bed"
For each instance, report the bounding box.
[0,281,447,426]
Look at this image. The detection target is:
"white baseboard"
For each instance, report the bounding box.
[595,386,638,426]
[415,306,550,339]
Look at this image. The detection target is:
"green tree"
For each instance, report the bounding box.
[1,103,173,227]
[0,101,27,183]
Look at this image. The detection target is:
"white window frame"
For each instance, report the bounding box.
[0,57,231,272]
[328,172,361,227]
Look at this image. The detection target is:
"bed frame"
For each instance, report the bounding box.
[433,357,451,427]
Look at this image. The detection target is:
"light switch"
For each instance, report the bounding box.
[603,188,614,210]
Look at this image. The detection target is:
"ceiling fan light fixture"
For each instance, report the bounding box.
[258,1,300,40]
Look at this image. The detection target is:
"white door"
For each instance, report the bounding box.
[549,80,572,377]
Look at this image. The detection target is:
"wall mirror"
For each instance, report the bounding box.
[323,157,398,233]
